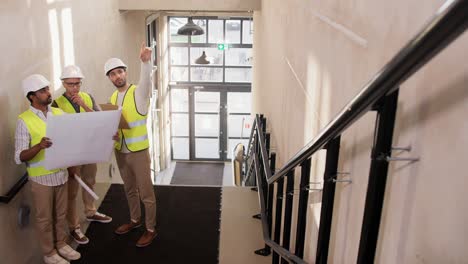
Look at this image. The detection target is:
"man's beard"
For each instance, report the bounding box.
[113,78,127,88]
[40,96,52,105]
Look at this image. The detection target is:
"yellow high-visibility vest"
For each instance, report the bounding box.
[110,84,149,152]
[18,108,64,177]
[54,92,93,113]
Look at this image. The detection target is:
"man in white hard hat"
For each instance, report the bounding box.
[51,65,112,245]
[15,74,81,264]
[104,43,157,247]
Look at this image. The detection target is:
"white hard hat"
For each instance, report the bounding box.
[104,58,127,76]
[22,74,50,97]
[60,65,85,80]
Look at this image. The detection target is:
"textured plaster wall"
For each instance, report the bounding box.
[253,0,468,262]
[0,0,146,262]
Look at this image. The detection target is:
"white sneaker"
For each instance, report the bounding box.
[43,254,69,264]
[86,211,112,223]
[58,245,81,261]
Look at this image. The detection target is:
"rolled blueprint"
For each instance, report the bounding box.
[74,174,99,200]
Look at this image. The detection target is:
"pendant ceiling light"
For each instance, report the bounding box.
[177,17,204,36]
[195,51,210,64]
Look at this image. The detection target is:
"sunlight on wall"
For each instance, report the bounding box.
[305,55,322,139]
[48,5,76,91]
[304,54,332,141]
[28,19,37,49]
[48,8,62,90]
[61,8,75,66]
[320,71,331,129]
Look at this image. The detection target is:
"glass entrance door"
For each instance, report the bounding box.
[226,92,251,159]
[170,85,251,161]
[194,90,221,159]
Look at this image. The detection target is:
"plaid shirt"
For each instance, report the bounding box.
[15,106,68,186]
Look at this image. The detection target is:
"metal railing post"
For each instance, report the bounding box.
[295,158,312,258]
[357,90,399,263]
[315,136,341,264]
[281,170,295,264]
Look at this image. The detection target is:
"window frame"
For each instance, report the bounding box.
[168,16,253,85]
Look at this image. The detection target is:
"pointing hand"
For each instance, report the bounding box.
[139,41,152,63]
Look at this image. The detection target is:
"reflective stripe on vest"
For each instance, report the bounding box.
[54,92,93,113]
[18,108,64,177]
[110,84,149,152]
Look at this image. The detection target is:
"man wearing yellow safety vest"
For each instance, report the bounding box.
[51,65,112,245]
[15,74,81,264]
[105,43,157,247]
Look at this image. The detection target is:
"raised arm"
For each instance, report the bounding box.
[135,42,153,115]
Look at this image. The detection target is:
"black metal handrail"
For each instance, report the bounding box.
[252,144,306,264]
[246,0,468,263]
[0,174,28,204]
[269,0,468,185]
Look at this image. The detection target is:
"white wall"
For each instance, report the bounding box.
[118,0,260,11]
[253,0,468,263]
[0,0,147,262]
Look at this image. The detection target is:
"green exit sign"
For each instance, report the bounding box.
[217,43,232,50]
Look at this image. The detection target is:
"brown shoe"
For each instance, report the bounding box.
[114,221,142,235]
[86,212,112,223]
[136,230,157,247]
[70,228,89,245]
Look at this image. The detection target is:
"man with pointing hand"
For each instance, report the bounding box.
[105,42,157,247]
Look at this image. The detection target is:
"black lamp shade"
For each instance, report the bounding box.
[195,51,210,64]
[177,17,204,36]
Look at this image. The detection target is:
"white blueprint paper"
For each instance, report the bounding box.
[44,110,121,170]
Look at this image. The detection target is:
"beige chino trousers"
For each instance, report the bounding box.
[67,163,97,230]
[115,148,156,230]
[30,181,68,256]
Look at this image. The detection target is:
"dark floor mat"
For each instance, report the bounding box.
[73,184,221,264]
[170,162,224,186]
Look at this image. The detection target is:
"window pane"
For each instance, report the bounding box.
[225,68,252,83]
[190,47,223,66]
[170,47,188,65]
[228,115,251,138]
[171,67,188,82]
[172,137,189,159]
[170,17,188,43]
[195,92,220,113]
[195,138,219,159]
[242,20,253,44]
[195,114,219,137]
[171,114,189,136]
[226,20,241,44]
[227,139,248,159]
[171,89,189,112]
[191,67,223,82]
[227,92,252,113]
[191,19,207,43]
[208,20,223,43]
[225,48,252,66]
